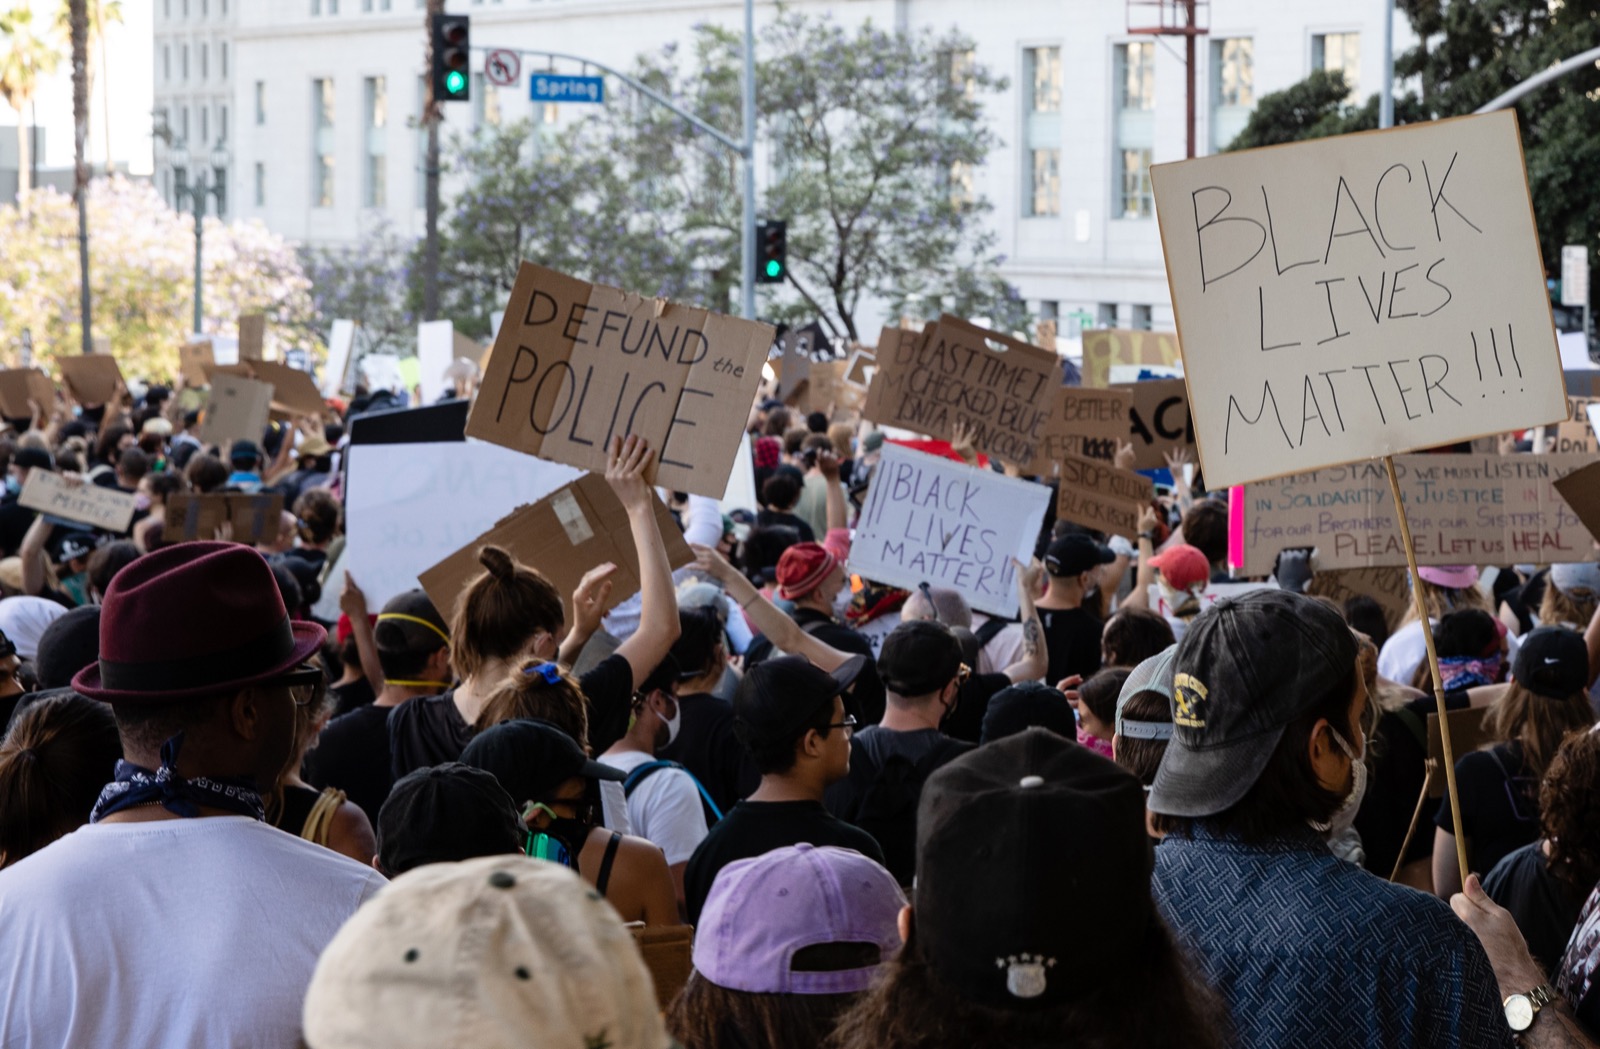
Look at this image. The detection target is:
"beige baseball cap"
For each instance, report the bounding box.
[302,856,672,1049]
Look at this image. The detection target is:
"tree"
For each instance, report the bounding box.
[432,13,1025,341]
[0,178,314,379]
[0,6,61,204]
[300,221,418,357]
[67,0,90,355]
[55,0,122,173]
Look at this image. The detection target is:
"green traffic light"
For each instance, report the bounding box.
[765,260,782,278]
[445,70,466,95]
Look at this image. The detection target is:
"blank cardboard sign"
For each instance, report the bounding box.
[238,314,266,361]
[465,262,773,499]
[0,368,55,420]
[418,473,693,626]
[57,354,123,405]
[201,374,274,447]
[180,341,215,387]
[165,493,286,545]
[1151,110,1566,488]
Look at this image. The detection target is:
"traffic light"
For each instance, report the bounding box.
[431,14,470,103]
[756,220,787,284]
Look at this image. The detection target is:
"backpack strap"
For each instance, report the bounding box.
[624,760,725,823]
[974,617,1010,647]
[595,831,623,898]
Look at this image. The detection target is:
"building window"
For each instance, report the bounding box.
[220,42,228,80]
[255,80,265,124]
[471,73,501,127]
[312,78,335,207]
[1211,38,1254,152]
[1113,42,1155,219]
[1132,304,1153,330]
[254,162,264,206]
[179,105,189,143]
[1312,32,1360,99]
[1097,302,1118,327]
[1022,46,1061,218]
[181,44,189,81]
[364,76,388,207]
[199,43,207,81]
[162,45,170,82]
[218,105,228,143]
[200,106,208,144]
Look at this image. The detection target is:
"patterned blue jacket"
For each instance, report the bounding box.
[1153,826,1513,1049]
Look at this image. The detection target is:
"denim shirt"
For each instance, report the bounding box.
[1153,825,1513,1049]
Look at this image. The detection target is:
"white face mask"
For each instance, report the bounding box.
[1312,727,1368,839]
[657,697,682,748]
[831,585,853,619]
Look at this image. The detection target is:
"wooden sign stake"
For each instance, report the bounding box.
[1383,454,1469,886]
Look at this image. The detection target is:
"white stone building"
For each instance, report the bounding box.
[153,0,239,214]
[171,0,1411,334]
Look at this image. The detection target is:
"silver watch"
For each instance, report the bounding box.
[1504,983,1557,1033]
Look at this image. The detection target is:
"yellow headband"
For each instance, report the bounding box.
[376,613,450,647]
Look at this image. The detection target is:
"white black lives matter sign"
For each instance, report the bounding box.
[1151,110,1566,488]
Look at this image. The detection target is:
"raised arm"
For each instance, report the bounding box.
[693,544,854,674]
[339,573,384,694]
[1000,558,1048,682]
[19,510,51,597]
[1123,504,1161,612]
[560,562,618,668]
[607,435,682,689]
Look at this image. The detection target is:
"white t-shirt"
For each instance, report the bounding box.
[0,817,385,1049]
[1379,618,1521,687]
[599,749,710,867]
[973,617,1028,678]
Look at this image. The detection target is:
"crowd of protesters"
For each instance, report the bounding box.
[0,370,1599,1049]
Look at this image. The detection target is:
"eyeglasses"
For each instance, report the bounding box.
[827,714,859,738]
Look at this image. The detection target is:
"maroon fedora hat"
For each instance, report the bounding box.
[73,541,326,704]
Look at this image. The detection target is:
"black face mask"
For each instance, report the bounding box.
[528,816,592,871]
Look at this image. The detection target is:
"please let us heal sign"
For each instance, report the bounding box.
[1151,110,1566,489]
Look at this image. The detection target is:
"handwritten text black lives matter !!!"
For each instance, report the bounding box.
[1187,152,1522,453]
[486,290,752,472]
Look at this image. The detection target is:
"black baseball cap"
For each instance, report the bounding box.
[1044,534,1115,577]
[1513,626,1589,699]
[459,719,626,804]
[229,439,261,464]
[33,605,100,689]
[1147,590,1358,819]
[915,728,1152,1009]
[980,681,1074,744]
[878,620,962,697]
[376,763,526,875]
[734,654,866,745]
[12,446,52,470]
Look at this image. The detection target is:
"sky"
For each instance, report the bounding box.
[0,0,155,175]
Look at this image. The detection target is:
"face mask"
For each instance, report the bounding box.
[831,585,854,619]
[3,476,18,496]
[658,698,682,748]
[1312,727,1368,839]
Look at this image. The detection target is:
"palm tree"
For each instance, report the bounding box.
[56,0,121,173]
[67,0,90,354]
[0,6,62,204]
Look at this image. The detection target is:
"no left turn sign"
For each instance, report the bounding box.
[485,49,520,87]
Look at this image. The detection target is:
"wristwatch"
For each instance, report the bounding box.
[1504,983,1557,1032]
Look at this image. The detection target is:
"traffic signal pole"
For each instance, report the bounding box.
[470,0,758,319]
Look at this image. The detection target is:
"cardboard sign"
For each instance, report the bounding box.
[165,493,286,545]
[238,313,266,361]
[1148,581,1273,618]
[1081,329,1182,389]
[863,315,1058,468]
[19,471,136,533]
[322,320,357,396]
[1307,566,1413,632]
[1055,454,1154,535]
[1120,378,1196,470]
[1038,387,1132,467]
[418,473,694,626]
[180,340,215,387]
[850,443,1051,618]
[1553,421,1599,456]
[201,374,274,447]
[0,368,54,420]
[465,262,773,499]
[57,354,123,405]
[845,349,877,388]
[248,360,326,418]
[1236,453,1597,574]
[1151,110,1566,489]
[775,326,818,404]
[1554,461,1600,543]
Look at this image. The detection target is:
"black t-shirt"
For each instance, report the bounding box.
[824,726,973,885]
[1435,741,1541,878]
[941,671,1012,744]
[1354,690,1470,878]
[329,676,376,719]
[683,799,886,923]
[1038,605,1104,684]
[0,495,36,557]
[657,690,757,815]
[755,508,815,544]
[387,653,638,779]
[1484,841,1587,975]
[304,701,395,826]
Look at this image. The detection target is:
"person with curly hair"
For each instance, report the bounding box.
[1485,727,1600,974]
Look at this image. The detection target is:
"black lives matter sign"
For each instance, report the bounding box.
[1152,110,1566,488]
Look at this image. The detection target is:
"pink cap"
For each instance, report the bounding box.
[1418,565,1479,589]
[1149,544,1211,591]
[693,845,905,995]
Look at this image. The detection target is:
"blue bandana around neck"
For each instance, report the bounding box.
[89,732,266,823]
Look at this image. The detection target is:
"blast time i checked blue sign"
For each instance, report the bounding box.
[531,74,605,103]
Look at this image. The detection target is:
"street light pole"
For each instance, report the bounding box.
[170,140,229,336]
[192,177,205,334]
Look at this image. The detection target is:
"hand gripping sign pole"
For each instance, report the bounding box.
[1383,455,1469,885]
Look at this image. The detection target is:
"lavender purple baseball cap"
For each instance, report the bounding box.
[692,844,905,995]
